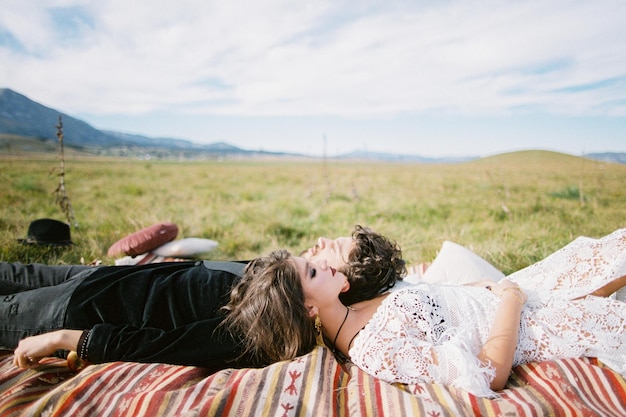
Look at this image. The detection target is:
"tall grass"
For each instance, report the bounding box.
[1,150,625,274]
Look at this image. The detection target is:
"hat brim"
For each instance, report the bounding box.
[17,238,73,246]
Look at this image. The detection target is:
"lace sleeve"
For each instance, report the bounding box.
[507,228,626,298]
[350,288,497,397]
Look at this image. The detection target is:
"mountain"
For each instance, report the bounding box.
[337,150,474,163]
[0,88,125,148]
[0,88,275,157]
[584,152,626,165]
[2,88,624,164]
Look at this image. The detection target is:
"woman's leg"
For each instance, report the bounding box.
[0,262,96,294]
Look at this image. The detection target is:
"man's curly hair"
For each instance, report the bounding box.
[339,225,406,305]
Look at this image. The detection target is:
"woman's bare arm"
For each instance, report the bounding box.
[477,280,526,391]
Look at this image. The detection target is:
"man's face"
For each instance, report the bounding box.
[300,236,355,270]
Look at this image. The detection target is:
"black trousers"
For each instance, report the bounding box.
[0,263,102,349]
[0,263,95,293]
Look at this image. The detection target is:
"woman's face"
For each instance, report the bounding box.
[292,256,349,309]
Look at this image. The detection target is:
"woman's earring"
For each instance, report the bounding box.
[315,314,326,346]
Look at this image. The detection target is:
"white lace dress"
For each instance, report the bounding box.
[348,228,626,397]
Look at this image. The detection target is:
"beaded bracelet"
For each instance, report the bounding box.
[77,329,92,361]
[501,287,527,304]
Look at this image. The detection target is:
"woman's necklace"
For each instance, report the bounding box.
[331,305,355,354]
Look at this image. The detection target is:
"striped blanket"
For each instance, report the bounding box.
[1,348,625,416]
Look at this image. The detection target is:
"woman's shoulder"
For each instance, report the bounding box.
[380,285,438,310]
[351,286,435,351]
[389,282,446,296]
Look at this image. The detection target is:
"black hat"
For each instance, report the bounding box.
[18,218,73,246]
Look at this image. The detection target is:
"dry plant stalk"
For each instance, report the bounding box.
[51,115,77,226]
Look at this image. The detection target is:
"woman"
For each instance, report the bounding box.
[225,228,626,396]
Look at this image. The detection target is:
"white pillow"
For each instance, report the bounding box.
[152,237,219,257]
[405,241,504,285]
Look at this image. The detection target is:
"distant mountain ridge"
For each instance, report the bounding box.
[1,87,624,164]
[583,152,626,165]
[0,88,125,148]
[0,88,282,157]
[337,150,474,163]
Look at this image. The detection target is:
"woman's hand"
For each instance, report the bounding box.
[465,279,527,302]
[13,330,83,369]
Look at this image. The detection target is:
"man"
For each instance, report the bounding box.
[301,225,405,305]
[3,225,405,370]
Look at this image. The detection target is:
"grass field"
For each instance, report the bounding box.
[1,150,625,275]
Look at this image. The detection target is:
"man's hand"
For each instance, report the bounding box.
[13,330,83,369]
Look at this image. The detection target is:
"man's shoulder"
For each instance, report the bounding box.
[201,260,248,277]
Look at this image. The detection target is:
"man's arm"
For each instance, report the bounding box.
[13,319,252,371]
[86,320,251,370]
[13,329,82,368]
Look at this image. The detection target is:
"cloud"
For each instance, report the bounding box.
[1,0,625,119]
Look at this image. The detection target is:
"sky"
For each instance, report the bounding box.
[1,0,625,158]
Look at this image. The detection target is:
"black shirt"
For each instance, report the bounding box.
[65,260,249,370]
